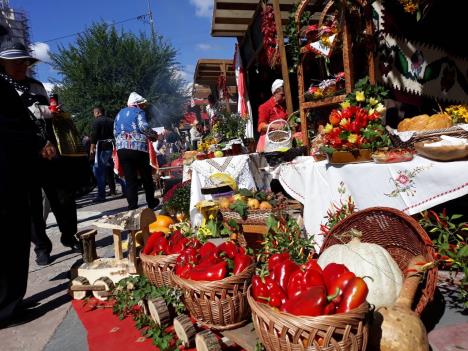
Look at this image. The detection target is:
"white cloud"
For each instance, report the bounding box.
[196,43,213,51]
[30,42,51,63]
[189,0,213,17]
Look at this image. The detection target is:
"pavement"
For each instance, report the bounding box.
[0,187,466,351]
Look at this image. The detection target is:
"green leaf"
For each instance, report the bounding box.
[229,200,249,218]
[458,245,468,258]
[451,214,463,220]
[238,188,254,197]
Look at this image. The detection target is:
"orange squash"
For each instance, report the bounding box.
[153,215,174,228]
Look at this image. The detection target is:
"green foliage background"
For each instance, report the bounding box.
[51,23,188,135]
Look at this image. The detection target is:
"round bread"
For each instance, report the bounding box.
[397,114,430,132]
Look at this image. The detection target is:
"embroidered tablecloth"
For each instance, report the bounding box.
[187,154,270,224]
[276,156,468,247]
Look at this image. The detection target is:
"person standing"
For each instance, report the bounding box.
[114,92,160,210]
[0,41,56,325]
[90,105,116,202]
[189,121,201,150]
[256,79,288,152]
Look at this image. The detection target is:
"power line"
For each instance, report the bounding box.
[42,13,149,44]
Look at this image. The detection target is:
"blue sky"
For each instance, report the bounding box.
[10,0,235,86]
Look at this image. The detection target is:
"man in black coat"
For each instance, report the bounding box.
[0,43,55,325]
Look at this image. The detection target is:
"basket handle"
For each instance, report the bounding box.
[266,119,291,138]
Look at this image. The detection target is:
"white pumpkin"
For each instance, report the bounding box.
[318,230,403,309]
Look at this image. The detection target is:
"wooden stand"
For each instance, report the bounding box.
[76,229,98,264]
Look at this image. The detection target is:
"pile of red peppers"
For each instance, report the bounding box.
[252,253,369,316]
[143,230,194,256]
[174,240,254,281]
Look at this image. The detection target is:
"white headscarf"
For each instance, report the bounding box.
[271,79,284,94]
[127,92,147,106]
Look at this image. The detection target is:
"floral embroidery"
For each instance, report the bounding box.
[386,165,432,197]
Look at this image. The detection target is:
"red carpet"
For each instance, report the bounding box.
[72,299,159,351]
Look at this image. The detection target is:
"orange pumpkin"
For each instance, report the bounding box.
[153,215,174,228]
[149,224,170,235]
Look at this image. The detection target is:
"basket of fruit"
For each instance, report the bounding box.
[171,240,255,330]
[140,227,195,288]
[218,189,287,225]
[248,256,370,351]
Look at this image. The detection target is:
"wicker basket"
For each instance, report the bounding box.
[389,125,468,149]
[171,264,255,330]
[220,206,285,225]
[322,207,437,315]
[140,253,179,287]
[248,289,369,351]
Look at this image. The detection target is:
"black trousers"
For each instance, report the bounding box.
[30,186,52,255]
[117,149,157,210]
[0,192,31,324]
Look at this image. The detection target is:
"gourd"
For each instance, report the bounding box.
[318,230,403,309]
[151,215,174,229]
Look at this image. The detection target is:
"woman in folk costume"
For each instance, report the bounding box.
[114,92,160,210]
[256,79,288,152]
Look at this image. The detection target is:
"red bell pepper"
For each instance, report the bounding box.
[287,267,324,299]
[143,232,164,255]
[153,236,169,255]
[217,241,238,259]
[175,263,191,278]
[267,253,290,273]
[188,238,202,249]
[326,270,355,297]
[233,253,253,275]
[323,301,337,315]
[252,275,269,302]
[304,259,323,274]
[170,230,184,245]
[199,242,218,260]
[180,247,199,266]
[281,286,339,317]
[273,258,299,291]
[189,261,227,281]
[168,236,188,254]
[336,277,368,313]
[261,276,287,308]
[322,263,349,292]
[238,246,246,255]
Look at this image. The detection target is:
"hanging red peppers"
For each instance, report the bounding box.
[260,4,280,68]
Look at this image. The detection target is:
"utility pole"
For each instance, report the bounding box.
[146,0,156,46]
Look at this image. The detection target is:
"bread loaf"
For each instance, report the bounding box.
[397,113,452,132]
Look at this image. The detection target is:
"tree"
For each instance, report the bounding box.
[51,23,188,134]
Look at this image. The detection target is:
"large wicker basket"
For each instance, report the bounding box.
[322,207,437,315]
[140,253,178,287]
[248,289,369,351]
[171,264,255,330]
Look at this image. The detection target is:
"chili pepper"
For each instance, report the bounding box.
[322,263,349,292]
[199,242,218,260]
[336,277,368,313]
[281,286,330,317]
[142,232,164,255]
[233,253,253,275]
[273,258,299,291]
[189,261,227,281]
[153,236,169,255]
[326,271,355,296]
[267,253,290,273]
[217,241,238,259]
[252,276,269,302]
[304,259,323,274]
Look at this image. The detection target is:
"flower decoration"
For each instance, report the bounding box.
[445,104,468,124]
[305,72,345,101]
[398,0,420,14]
[320,77,391,153]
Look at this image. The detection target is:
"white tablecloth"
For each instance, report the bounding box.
[186,154,270,224]
[276,156,468,247]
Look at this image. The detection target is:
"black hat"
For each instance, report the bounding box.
[0,41,39,64]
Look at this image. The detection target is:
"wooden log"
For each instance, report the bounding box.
[70,276,89,300]
[173,314,197,348]
[147,297,170,327]
[76,229,98,264]
[127,230,137,274]
[112,229,123,260]
[70,284,106,292]
[195,330,221,351]
[92,276,115,301]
